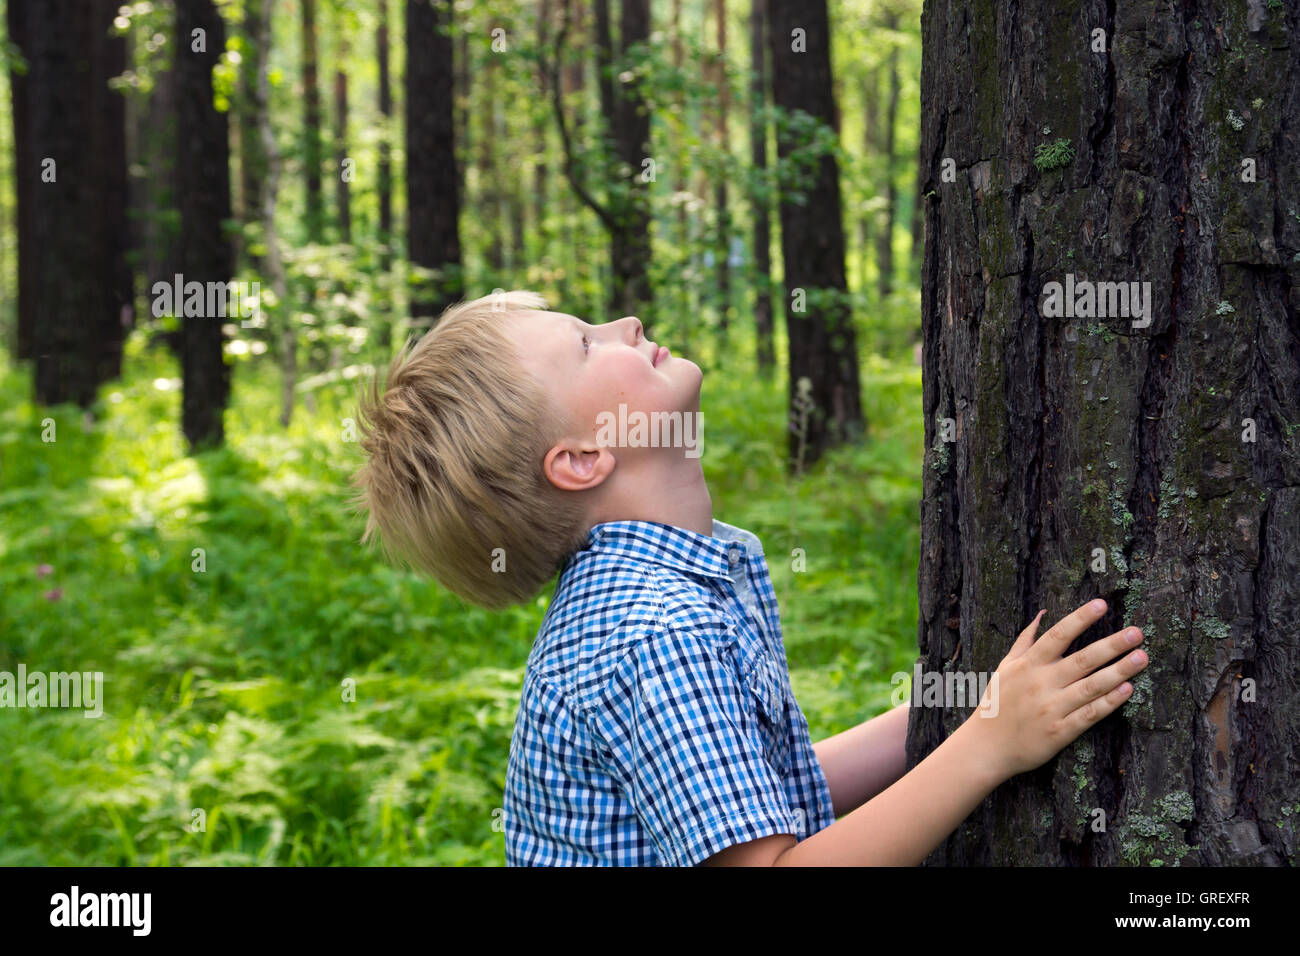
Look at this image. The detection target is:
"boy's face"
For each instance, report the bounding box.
[507,308,703,457]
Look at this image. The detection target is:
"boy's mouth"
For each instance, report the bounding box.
[652,345,669,367]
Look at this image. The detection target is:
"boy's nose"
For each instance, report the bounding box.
[618,316,643,342]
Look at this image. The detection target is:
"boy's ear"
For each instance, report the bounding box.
[543,441,616,492]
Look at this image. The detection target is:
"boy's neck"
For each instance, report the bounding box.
[586,455,714,537]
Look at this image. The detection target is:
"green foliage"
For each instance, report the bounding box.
[1033,138,1075,173]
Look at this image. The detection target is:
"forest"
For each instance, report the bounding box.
[1,0,925,865]
[2,0,1297,871]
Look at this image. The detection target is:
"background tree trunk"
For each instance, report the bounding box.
[876,10,900,302]
[671,0,692,352]
[454,14,468,211]
[713,0,730,342]
[859,64,878,299]
[532,0,550,262]
[405,0,463,328]
[749,0,774,375]
[301,0,323,242]
[767,0,863,468]
[479,51,504,273]
[175,0,233,448]
[911,0,1300,866]
[333,49,351,243]
[8,0,34,362]
[611,0,652,320]
[377,0,393,268]
[238,0,267,272]
[22,0,129,407]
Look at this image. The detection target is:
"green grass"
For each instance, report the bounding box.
[0,327,922,865]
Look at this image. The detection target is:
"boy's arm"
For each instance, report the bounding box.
[813,702,910,817]
[775,714,1005,865]
[703,598,1149,866]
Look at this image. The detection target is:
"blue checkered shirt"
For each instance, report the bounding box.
[504,518,836,866]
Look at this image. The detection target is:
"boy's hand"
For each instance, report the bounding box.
[966,598,1148,781]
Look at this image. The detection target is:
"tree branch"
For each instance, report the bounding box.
[544,0,616,234]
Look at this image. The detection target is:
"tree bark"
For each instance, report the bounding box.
[377,0,393,268]
[611,0,653,320]
[8,0,34,361]
[175,0,233,448]
[749,0,774,375]
[859,64,878,298]
[92,0,131,384]
[912,0,1300,866]
[479,52,504,273]
[405,0,463,328]
[532,1,551,259]
[713,0,731,341]
[238,0,267,271]
[454,13,468,210]
[20,0,130,406]
[877,12,900,301]
[549,0,651,324]
[301,0,323,242]
[334,56,351,243]
[766,0,863,469]
[670,0,692,351]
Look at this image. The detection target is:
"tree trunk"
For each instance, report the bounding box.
[911,0,1300,866]
[21,0,129,407]
[301,0,323,242]
[405,0,463,328]
[246,0,292,426]
[859,65,878,299]
[92,0,131,384]
[877,15,899,301]
[377,0,393,267]
[376,0,394,351]
[611,0,652,320]
[766,0,863,469]
[175,0,233,448]
[713,0,730,342]
[334,55,351,243]
[749,0,773,375]
[671,0,691,353]
[8,0,34,361]
[454,15,468,210]
[238,0,267,271]
[532,0,552,260]
[479,53,504,273]
[135,47,180,343]
[558,0,586,311]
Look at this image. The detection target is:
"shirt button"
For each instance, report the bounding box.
[728,548,742,566]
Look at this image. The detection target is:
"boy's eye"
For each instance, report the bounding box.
[582,335,590,354]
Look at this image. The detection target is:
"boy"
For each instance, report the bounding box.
[352,290,1151,866]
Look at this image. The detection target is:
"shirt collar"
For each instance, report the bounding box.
[572,518,763,582]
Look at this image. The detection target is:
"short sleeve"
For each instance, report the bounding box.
[585,627,800,866]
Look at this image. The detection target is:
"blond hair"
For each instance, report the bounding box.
[350,291,589,609]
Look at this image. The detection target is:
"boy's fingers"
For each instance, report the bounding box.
[1062,644,1149,712]
[1027,599,1109,665]
[1056,627,1143,687]
[1007,609,1047,660]
[1064,678,1136,737]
